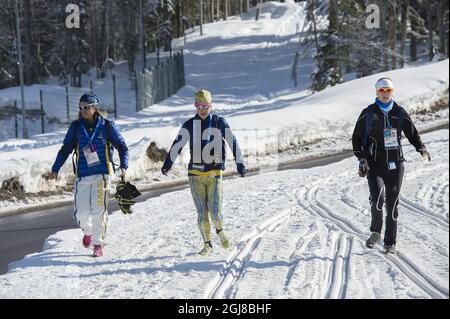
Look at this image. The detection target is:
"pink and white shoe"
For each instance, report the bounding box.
[82,235,92,248]
[92,245,103,257]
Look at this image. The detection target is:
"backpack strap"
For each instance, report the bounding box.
[71,120,81,175]
[363,105,375,157]
[396,106,406,145]
[213,114,220,130]
[104,118,117,173]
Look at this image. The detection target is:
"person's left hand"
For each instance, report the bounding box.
[120,168,126,178]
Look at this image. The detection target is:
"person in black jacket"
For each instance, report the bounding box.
[161,89,246,256]
[352,78,431,254]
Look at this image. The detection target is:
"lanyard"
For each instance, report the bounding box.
[81,120,101,145]
[379,108,393,129]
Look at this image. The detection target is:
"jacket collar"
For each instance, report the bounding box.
[194,113,212,121]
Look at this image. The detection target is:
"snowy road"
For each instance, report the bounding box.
[0,152,353,275]
[0,130,448,299]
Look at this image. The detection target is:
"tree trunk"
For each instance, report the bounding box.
[409,0,418,62]
[175,0,182,38]
[101,0,108,65]
[217,0,220,20]
[108,0,116,60]
[163,0,171,50]
[225,0,228,20]
[437,0,446,55]
[389,0,397,69]
[23,0,34,85]
[92,0,98,73]
[380,0,389,71]
[104,0,110,61]
[399,0,408,67]
[311,0,320,54]
[328,0,337,31]
[427,2,434,61]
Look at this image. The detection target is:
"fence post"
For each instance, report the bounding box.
[65,85,70,123]
[113,74,117,119]
[143,69,147,109]
[14,100,18,139]
[177,52,182,90]
[152,66,158,105]
[40,89,44,134]
[135,72,139,112]
[165,60,170,98]
[156,65,162,103]
[167,58,173,97]
[147,67,153,106]
[172,55,177,94]
[181,49,186,86]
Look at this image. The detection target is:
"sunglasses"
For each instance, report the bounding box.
[79,104,95,110]
[195,102,211,110]
[378,88,393,93]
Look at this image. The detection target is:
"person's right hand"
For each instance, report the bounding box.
[49,172,58,180]
[358,159,369,178]
[237,163,246,177]
[419,149,431,161]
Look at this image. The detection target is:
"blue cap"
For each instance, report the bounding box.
[79,93,100,105]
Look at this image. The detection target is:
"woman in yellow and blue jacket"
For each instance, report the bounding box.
[161,90,246,256]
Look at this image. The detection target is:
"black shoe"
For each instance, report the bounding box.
[365,232,380,249]
[384,244,396,254]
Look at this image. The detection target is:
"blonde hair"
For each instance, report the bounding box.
[77,103,109,120]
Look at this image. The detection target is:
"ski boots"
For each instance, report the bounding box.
[217,229,231,249]
[199,241,213,256]
[365,232,380,249]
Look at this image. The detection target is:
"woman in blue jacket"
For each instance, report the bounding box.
[50,93,129,257]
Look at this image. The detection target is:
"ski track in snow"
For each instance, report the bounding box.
[296,173,449,299]
[205,208,294,299]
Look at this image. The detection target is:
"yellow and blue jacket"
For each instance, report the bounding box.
[162,114,244,177]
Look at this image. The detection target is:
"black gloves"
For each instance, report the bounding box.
[237,163,246,177]
[419,149,431,161]
[358,158,369,178]
[161,167,170,176]
[115,178,142,214]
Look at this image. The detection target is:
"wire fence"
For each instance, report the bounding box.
[0,50,186,141]
[135,50,186,111]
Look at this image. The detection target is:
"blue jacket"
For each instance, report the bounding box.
[52,115,129,178]
[162,113,244,175]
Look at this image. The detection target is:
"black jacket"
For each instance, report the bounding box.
[352,102,425,166]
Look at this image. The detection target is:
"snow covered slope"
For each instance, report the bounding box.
[0,129,447,299]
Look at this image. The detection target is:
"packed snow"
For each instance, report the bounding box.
[0,129,448,299]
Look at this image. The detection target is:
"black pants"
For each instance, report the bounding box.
[367,162,404,246]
